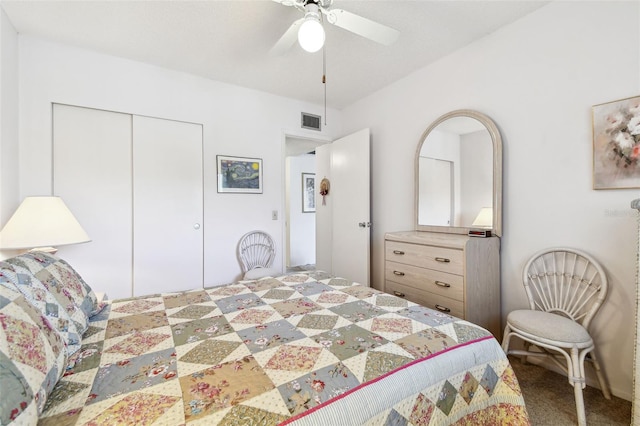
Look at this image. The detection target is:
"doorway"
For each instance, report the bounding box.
[284,135,329,272]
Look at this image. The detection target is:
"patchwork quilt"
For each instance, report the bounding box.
[38,271,529,425]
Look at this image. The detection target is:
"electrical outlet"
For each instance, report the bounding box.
[272,210,278,220]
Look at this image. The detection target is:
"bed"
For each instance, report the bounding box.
[0,251,529,425]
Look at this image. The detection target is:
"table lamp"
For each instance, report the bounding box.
[0,196,90,253]
[471,207,493,228]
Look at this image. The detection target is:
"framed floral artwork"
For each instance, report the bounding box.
[217,155,263,193]
[593,95,640,189]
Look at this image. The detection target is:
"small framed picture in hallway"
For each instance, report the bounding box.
[302,172,315,212]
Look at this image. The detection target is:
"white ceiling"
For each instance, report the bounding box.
[0,0,548,110]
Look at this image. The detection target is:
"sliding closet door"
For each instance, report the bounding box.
[53,104,133,299]
[54,105,204,298]
[132,116,203,296]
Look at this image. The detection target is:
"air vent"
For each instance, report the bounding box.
[301,113,321,131]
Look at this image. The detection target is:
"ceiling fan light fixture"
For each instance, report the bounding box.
[298,12,325,52]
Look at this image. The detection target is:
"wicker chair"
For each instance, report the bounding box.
[501,248,611,426]
[238,231,279,280]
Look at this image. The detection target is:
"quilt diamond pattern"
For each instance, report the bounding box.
[39,273,529,425]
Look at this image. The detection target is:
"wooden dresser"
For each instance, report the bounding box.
[384,231,501,338]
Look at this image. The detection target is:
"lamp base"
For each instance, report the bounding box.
[28,247,58,254]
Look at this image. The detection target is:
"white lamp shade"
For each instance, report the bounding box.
[298,16,325,53]
[471,207,493,228]
[0,196,91,250]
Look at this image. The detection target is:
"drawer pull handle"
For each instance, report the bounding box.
[435,257,451,263]
[393,271,405,276]
[435,304,451,313]
[393,250,405,255]
[393,291,406,298]
[435,281,451,288]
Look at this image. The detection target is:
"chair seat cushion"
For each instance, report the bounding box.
[243,267,280,280]
[506,309,592,345]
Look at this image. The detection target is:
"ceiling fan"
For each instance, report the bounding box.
[270,0,400,55]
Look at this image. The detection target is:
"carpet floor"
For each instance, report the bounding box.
[509,356,631,425]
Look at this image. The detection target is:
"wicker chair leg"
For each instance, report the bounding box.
[571,349,587,426]
[589,350,611,399]
[501,324,512,354]
[521,341,531,365]
[573,381,587,426]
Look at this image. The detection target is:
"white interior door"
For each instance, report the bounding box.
[315,144,332,274]
[132,116,204,295]
[53,104,133,299]
[316,129,371,285]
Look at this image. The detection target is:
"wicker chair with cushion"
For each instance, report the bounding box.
[501,247,611,426]
[238,230,280,280]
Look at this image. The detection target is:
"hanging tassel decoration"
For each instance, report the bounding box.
[320,178,330,205]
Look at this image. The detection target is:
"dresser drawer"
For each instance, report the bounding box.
[385,261,463,301]
[386,241,463,274]
[385,280,464,319]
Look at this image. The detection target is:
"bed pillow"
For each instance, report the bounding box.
[7,251,100,318]
[0,261,85,355]
[0,278,67,420]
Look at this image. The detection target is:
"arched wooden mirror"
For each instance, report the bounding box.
[415,109,502,236]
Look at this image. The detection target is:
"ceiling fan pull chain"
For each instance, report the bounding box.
[323,45,327,125]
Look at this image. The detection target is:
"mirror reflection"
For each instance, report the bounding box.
[416,110,501,236]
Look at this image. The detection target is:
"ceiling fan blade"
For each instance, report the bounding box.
[272,0,304,9]
[269,18,304,56]
[327,9,399,46]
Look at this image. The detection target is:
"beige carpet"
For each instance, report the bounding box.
[509,356,631,425]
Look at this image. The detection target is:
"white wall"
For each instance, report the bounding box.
[342,1,639,400]
[0,8,19,229]
[14,35,342,286]
[287,154,316,267]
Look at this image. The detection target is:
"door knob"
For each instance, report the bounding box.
[193,223,201,230]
